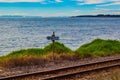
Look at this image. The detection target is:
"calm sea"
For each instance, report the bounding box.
[0,17,120,55]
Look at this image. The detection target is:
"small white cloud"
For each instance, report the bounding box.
[76,0,106,4]
[76,0,120,6]
[95,8,110,11]
[112,1,120,5]
[85,0,105,4]
[115,12,120,14]
[55,0,63,3]
[0,0,44,2]
[97,1,120,6]
[94,8,120,15]
[77,0,84,2]
[97,4,112,6]
[77,3,86,5]
[74,10,81,12]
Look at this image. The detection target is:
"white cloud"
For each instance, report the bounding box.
[0,0,63,3]
[0,0,44,2]
[77,3,85,5]
[95,8,111,12]
[115,12,120,14]
[76,0,106,4]
[74,10,81,12]
[110,1,120,5]
[76,0,84,2]
[97,1,120,6]
[77,0,83,1]
[92,8,120,15]
[55,0,63,3]
[76,0,120,6]
[94,8,120,15]
[97,4,112,6]
[85,0,105,4]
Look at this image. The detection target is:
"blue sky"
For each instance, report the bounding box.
[0,0,120,17]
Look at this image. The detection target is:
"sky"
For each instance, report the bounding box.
[0,0,120,17]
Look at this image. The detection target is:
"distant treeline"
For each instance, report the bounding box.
[71,14,120,18]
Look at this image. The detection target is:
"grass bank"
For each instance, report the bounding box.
[0,42,74,68]
[0,39,120,68]
[75,39,120,57]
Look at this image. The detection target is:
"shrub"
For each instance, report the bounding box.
[75,39,120,57]
[44,42,72,54]
[6,48,45,57]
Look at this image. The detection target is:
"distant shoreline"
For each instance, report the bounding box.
[71,15,120,18]
[0,16,42,18]
[0,14,120,18]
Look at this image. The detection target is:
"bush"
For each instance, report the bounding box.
[6,48,45,57]
[75,39,120,57]
[44,42,72,54]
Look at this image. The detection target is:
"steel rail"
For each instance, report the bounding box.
[0,58,120,80]
[42,63,120,80]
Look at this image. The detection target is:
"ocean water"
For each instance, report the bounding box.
[0,17,120,55]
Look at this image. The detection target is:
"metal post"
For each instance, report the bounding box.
[52,32,55,61]
[46,32,59,63]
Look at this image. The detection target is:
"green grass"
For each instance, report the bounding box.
[0,42,72,59]
[6,48,45,57]
[0,42,74,68]
[1,39,120,59]
[0,48,45,61]
[0,39,120,68]
[75,39,120,57]
[44,42,73,54]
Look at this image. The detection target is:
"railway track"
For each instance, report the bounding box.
[0,57,120,80]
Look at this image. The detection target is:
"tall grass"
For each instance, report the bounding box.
[44,42,72,54]
[0,42,73,68]
[1,42,72,59]
[6,48,45,57]
[0,56,47,68]
[75,39,120,57]
[2,39,120,59]
[0,39,120,68]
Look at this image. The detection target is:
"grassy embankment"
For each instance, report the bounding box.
[0,39,120,68]
[75,39,120,57]
[0,42,73,68]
